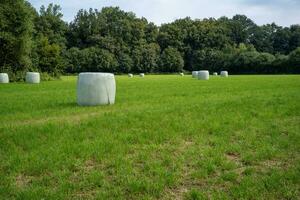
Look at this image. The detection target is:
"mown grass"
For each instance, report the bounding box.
[0,75,299,200]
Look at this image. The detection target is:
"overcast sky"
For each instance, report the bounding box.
[28,0,299,27]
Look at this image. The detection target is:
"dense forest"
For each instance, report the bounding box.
[1,0,300,81]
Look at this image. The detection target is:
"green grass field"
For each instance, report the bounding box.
[0,75,299,200]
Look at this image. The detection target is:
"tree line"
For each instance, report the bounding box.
[1,0,300,81]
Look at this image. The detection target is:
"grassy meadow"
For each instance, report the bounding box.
[0,75,299,199]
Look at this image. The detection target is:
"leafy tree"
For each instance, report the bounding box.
[190,49,222,71]
[158,18,192,51]
[231,50,260,74]
[159,47,184,72]
[82,47,118,72]
[249,24,277,53]
[31,4,67,77]
[288,47,300,73]
[132,43,160,72]
[117,51,133,73]
[67,9,99,48]
[273,27,291,54]
[35,36,64,75]
[65,47,118,72]
[255,52,275,73]
[273,54,289,73]
[0,0,33,75]
[289,25,300,52]
[189,19,230,50]
[229,14,256,44]
[3,3,300,77]
[64,47,81,73]
[145,22,159,43]
[34,3,67,47]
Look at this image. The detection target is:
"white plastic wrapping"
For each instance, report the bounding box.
[140,73,145,78]
[0,73,9,83]
[26,72,40,84]
[180,73,184,76]
[77,73,116,106]
[198,70,209,80]
[220,71,229,77]
[213,72,218,76]
[128,74,133,78]
[192,71,198,78]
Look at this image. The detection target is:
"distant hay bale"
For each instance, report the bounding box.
[220,71,229,77]
[128,73,133,78]
[213,72,218,76]
[77,73,116,106]
[198,70,209,80]
[0,73,9,83]
[140,73,145,78]
[192,71,198,78]
[26,72,40,84]
[180,73,184,76]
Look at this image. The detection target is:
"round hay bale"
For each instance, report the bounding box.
[192,71,198,78]
[140,73,145,78]
[213,72,218,76]
[128,73,133,78]
[198,70,209,80]
[0,73,9,83]
[26,72,40,84]
[77,73,116,106]
[220,71,228,77]
[180,73,184,76]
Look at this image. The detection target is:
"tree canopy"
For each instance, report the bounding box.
[0,1,299,81]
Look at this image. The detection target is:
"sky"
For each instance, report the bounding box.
[28,0,300,27]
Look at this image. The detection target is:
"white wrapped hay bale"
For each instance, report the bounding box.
[220,71,229,77]
[0,73,9,83]
[140,73,145,78]
[180,73,184,76]
[192,71,198,78]
[213,72,218,76]
[128,73,133,78]
[198,70,209,80]
[26,72,40,84]
[77,73,116,106]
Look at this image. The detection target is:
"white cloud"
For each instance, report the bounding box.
[28,0,300,26]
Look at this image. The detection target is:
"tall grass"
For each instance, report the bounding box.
[0,75,299,199]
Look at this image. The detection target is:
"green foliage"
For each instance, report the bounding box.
[34,36,64,76]
[288,47,300,73]
[157,18,191,51]
[40,72,57,81]
[65,47,118,72]
[91,48,118,72]
[159,47,184,72]
[289,25,300,51]
[289,47,300,65]
[67,7,149,49]
[249,23,277,53]
[132,43,160,72]
[31,3,66,78]
[273,27,291,54]
[1,3,300,78]
[0,2,67,80]
[190,49,223,71]
[0,0,33,73]
[63,47,81,73]
[117,51,133,73]
[34,3,67,47]
[273,54,289,72]
[230,15,256,44]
